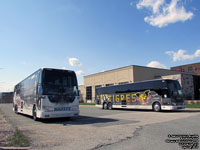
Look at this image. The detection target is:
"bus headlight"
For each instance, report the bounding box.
[72,105,79,111]
[43,105,54,112]
[172,102,176,106]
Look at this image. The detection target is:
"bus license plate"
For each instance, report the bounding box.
[54,107,71,111]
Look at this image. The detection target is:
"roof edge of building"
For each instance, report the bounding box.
[83,64,179,78]
[171,62,200,69]
[84,65,134,78]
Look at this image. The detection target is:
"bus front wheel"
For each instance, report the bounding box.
[153,102,161,112]
[14,105,18,114]
[33,106,38,121]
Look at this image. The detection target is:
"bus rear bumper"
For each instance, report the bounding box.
[161,105,185,110]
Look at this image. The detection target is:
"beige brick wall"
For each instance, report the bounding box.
[81,66,134,102]
[84,66,134,86]
[78,85,85,102]
[133,66,180,82]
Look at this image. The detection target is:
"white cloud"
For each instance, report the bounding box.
[137,0,165,14]
[147,61,167,69]
[76,70,84,76]
[136,0,193,27]
[68,58,82,67]
[166,49,200,62]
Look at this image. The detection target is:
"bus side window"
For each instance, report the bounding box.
[162,89,168,98]
[136,93,140,97]
[155,89,168,98]
[144,91,149,96]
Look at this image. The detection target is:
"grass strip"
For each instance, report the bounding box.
[186,104,200,108]
[6,128,30,147]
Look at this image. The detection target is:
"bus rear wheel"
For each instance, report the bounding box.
[107,103,112,110]
[153,102,161,112]
[33,106,38,121]
[103,103,107,109]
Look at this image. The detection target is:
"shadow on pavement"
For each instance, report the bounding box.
[40,115,119,126]
[162,109,200,113]
[112,108,200,113]
[113,108,152,112]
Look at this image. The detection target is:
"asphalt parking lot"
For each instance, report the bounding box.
[0,104,200,150]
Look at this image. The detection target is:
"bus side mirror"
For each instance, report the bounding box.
[37,85,43,95]
[78,90,81,96]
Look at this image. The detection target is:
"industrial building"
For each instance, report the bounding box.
[171,62,200,75]
[0,92,13,103]
[79,65,200,103]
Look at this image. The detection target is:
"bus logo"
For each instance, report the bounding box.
[54,107,71,111]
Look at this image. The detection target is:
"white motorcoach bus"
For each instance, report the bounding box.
[13,68,79,120]
[96,79,185,112]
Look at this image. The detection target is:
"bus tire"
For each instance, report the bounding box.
[33,105,38,121]
[14,105,18,114]
[153,102,161,112]
[107,103,112,110]
[103,102,107,109]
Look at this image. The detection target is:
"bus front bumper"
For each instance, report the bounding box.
[37,110,80,119]
[161,105,185,110]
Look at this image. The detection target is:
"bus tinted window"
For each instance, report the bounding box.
[42,69,78,96]
[167,80,183,98]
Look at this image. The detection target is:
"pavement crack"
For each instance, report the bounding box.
[90,126,143,150]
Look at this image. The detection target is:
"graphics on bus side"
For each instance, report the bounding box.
[96,90,161,105]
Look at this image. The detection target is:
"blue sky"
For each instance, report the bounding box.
[0,0,200,91]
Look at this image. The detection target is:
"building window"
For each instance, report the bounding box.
[188,66,193,72]
[86,86,92,100]
[106,83,114,87]
[177,68,184,72]
[118,82,129,85]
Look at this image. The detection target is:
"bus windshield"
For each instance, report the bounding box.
[42,69,78,96]
[166,80,183,98]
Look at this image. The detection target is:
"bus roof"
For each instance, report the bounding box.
[95,79,177,95]
[41,68,74,72]
[14,68,75,88]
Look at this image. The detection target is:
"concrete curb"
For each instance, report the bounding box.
[0,147,31,150]
[79,105,95,107]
